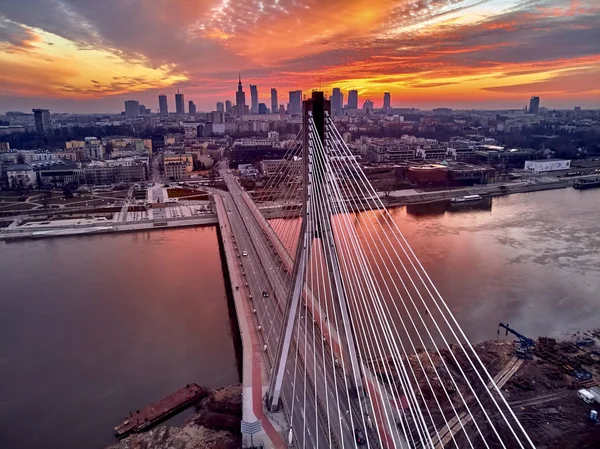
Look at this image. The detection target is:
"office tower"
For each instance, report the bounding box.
[158,94,168,116]
[529,96,540,114]
[175,89,185,114]
[271,88,278,114]
[32,109,51,134]
[225,100,232,114]
[363,99,374,111]
[236,73,246,116]
[331,88,343,114]
[216,102,224,112]
[124,100,140,117]
[250,85,258,114]
[278,105,286,114]
[258,103,268,114]
[188,100,197,116]
[383,92,391,110]
[288,90,302,115]
[348,90,358,109]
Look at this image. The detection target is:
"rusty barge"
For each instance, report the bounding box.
[114,383,206,438]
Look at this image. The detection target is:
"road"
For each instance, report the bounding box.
[220,165,365,449]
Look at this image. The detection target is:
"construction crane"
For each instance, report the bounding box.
[498,323,535,358]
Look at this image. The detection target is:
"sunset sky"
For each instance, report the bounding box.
[1,0,599,113]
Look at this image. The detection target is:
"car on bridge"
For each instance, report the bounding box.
[354,428,366,445]
[262,291,269,298]
[242,250,248,257]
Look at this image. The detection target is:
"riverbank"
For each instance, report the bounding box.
[106,385,243,449]
[382,176,577,207]
[0,214,218,241]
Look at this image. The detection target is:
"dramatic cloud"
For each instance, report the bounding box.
[0,0,598,112]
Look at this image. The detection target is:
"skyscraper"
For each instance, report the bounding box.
[348,90,358,109]
[225,100,232,114]
[124,100,140,117]
[188,100,197,116]
[216,102,224,112]
[363,99,374,111]
[250,85,258,114]
[271,88,278,114]
[288,90,302,115]
[258,103,268,114]
[529,96,540,114]
[32,109,51,134]
[383,92,391,110]
[159,94,168,116]
[331,88,343,114]
[236,73,246,116]
[175,89,185,114]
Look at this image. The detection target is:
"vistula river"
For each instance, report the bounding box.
[0,187,599,448]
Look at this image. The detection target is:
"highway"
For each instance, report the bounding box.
[219,164,367,449]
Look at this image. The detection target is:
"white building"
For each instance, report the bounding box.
[7,164,36,189]
[84,137,105,160]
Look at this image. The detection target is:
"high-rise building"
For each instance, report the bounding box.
[236,73,246,116]
[383,92,391,110]
[250,85,258,114]
[216,102,224,112]
[529,96,540,114]
[32,109,51,134]
[188,100,197,116]
[158,94,168,116]
[258,103,268,114]
[331,88,343,114]
[225,100,232,114]
[288,90,302,115]
[175,90,185,114]
[270,88,278,114]
[278,105,286,114]
[363,99,374,111]
[124,100,140,117]
[348,90,358,109]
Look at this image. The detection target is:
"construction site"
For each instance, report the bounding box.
[370,325,600,449]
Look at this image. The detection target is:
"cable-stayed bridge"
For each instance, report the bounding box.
[217,91,536,449]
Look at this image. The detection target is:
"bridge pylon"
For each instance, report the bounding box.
[267,91,364,412]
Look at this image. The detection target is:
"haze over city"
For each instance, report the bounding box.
[1,0,599,113]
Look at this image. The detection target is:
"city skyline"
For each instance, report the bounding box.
[0,0,599,113]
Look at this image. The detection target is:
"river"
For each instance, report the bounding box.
[0,227,239,449]
[0,188,599,448]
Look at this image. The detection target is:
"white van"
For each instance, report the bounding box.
[577,389,595,404]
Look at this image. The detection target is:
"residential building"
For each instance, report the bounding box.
[268,131,280,142]
[363,100,374,111]
[529,96,540,114]
[209,111,224,123]
[250,85,258,114]
[182,122,200,138]
[383,92,391,110]
[124,100,140,118]
[164,162,187,180]
[32,109,51,134]
[260,158,301,176]
[216,102,224,112]
[189,101,197,116]
[348,90,358,109]
[288,90,302,115]
[175,90,185,114]
[331,88,343,114]
[159,94,168,116]
[84,137,105,160]
[271,88,278,114]
[163,153,194,172]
